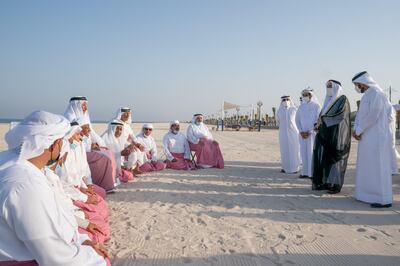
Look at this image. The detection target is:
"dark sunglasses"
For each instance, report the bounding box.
[144,128,153,131]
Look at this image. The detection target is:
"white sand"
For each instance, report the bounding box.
[1,123,400,266]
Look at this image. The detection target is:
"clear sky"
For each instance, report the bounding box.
[0,0,399,122]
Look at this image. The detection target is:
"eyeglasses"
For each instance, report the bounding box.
[144,128,153,131]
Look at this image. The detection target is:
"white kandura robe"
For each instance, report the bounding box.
[163,132,191,161]
[137,133,159,162]
[102,123,127,173]
[44,167,89,228]
[61,142,92,189]
[120,123,146,168]
[186,122,213,144]
[0,161,105,266]
[64,101,104,147]
[295,101,321,176]
[277,105,301,173]
[355,88,393,205]
[388,105,399,174]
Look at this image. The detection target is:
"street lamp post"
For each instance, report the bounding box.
[257,101,263,132]
[236,106,240,124]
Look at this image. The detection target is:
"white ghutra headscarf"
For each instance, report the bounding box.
[5,110,70,161]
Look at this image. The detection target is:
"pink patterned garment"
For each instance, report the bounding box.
[189,138,224,169]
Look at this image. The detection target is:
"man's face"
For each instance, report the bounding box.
[302,92,311,98]
[81,124,91,137]
[144,127,153,136]
[81,102,88,113]
[114,126,123,138]
[73,131,82,142]
[171,124,180,131]
[196,116,203,123]
[354,82,369,93]
[120,112,130,122]
[326,81,333,88]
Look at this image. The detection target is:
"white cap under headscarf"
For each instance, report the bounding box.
[170,120,180,126]
[5,111,71,161]
[321,80,343,115]
[142,123,154,130]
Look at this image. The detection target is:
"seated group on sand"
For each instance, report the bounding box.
[0,96,224,265]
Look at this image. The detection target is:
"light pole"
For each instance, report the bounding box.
[257,101,263,132]
[236,106,240,124]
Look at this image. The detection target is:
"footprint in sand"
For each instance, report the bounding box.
[296,235,303,239]
[197,218,207,226]
[145,235,150,240]
[357,228,367,233]
[278,234,286,240]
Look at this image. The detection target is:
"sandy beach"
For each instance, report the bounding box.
[1,123,399,266]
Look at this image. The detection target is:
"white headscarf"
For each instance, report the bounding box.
[5,111,70,161]
[321,80,343,114]
[279,96,296,109]
[102,120,126,153]
[191,114,203,124]
[142,123,154,130]
[352,71,383,91]
[65,121,82,140]
[102,120,126,172]
[113,107,132,124]
[64,96,105,146]
[170,120,179,126]
[301,88,320,105]
[63,96,89,122]
[111,107,134,143]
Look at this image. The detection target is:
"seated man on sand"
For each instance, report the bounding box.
[163,121,196,170]
[187,114,224,169]
[102,119,138,182]
[136,123,166,172]
[111,107,146,175]
[64,96,104,147]
[61,121,110,220]
[46,140,110,244]
[79,117,118,193]
[0,110,109,266]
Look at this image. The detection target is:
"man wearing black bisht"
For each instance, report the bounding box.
[312,80,351,194]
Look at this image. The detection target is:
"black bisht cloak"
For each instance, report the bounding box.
[312,95,351,191]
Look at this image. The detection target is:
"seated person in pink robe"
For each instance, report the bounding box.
[0,110,109,266]
[60,122,109,222]
[163,121,196,170]
[111,107,146,175]
[79,118,117,194]
[187,114,224,169]
[136,123,166,172]
[101,120,136,183]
